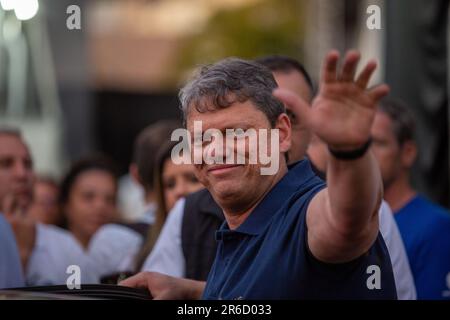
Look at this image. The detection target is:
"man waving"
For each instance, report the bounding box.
[122,50,396,300]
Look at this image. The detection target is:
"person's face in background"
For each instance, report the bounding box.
[65,169,117,247]
[306,110,407,180]
[370,111,405,189]
[273,70,313,163]
[29,179,61,225]
[0,134,34,211]
[162,156,203,212]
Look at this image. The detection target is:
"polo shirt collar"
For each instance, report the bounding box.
[218,159,317,237]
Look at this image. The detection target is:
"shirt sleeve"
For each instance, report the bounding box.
[412,217,450,300]
[378,201,417,300]
[0,214,25,288]
[88,224,143,276]
[141,198,186,278]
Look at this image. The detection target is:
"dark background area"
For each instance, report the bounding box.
[94,91,181,175]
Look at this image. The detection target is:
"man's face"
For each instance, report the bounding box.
[370,112,403,188]
[273,70,312,163]
[186,100,290,213]
[0,134,34,210]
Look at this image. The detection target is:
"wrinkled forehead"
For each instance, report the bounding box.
[186,99,271,132]
[0,134,31,159]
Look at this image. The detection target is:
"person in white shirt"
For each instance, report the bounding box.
[27,156,143,285]
[26,222,142,285]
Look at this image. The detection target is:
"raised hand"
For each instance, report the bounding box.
[274,50,389,151]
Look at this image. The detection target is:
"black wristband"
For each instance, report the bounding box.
[328,138,372,160]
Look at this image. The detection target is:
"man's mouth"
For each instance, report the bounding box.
[12,186,31,195]
[207,164,243,175]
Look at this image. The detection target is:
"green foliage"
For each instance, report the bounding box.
[175,0,305,82]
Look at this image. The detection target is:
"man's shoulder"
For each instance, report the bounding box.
[399,195,450,243]
[37,223,72,240]
[0,213,10,233]
[0,213,18,248]
[410,195,450,225]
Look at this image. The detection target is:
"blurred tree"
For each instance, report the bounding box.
[175,0,305,82]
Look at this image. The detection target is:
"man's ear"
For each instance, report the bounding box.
[129,163,142,185]
[275,113,292,154]
[401,140,417,169]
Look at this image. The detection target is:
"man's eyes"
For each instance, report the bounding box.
[0,158,14,168]
[0,157,33,169]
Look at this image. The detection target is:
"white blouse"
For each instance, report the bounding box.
[26,223,142,286]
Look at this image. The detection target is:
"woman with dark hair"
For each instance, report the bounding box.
[134,141,203,271]
[59,156,119,248]
[26,155,142,285]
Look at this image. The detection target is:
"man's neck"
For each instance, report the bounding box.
[225,204,258,230]
[384,176,417,213]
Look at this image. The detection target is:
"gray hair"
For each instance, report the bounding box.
[179,57,285,126]
[378,98,416,146]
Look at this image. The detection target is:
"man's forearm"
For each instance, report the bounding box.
[326,149,382,234]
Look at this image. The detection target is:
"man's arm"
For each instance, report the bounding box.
[275,50,389,263]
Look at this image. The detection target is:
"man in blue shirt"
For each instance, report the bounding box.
[0,128,35,288]
[371,98,450,299]
[122,51,397,299]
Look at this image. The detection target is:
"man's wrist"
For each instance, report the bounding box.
[328,138,372,160]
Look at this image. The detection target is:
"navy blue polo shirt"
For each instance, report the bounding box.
[202,160,397,300]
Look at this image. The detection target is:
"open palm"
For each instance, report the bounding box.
[275,50,389,151]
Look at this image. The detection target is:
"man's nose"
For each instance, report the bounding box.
[205,139,231,162]
[13,161,29,179]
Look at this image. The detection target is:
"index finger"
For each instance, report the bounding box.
[321,50,340,84]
